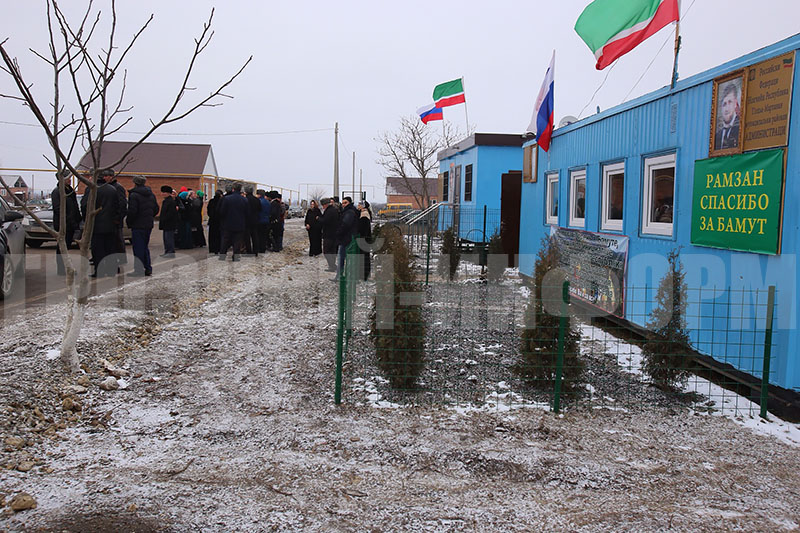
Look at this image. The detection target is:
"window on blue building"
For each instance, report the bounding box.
[546,172,558,225]
[602,162,625,231]
[642,153,675,236]
[464,164,473,202]
[569,169,586,228]
[441,170,449,202]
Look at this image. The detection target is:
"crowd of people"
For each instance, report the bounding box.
[304,195,372,281]
[51,170,372,280]
[52,170,294,277]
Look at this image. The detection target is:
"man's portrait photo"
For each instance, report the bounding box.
[710,70,746,156]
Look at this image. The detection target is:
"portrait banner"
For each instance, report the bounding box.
[550,227,628,317]
[691,148,784,255]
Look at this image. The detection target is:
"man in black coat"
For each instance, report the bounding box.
[244,185,261,256]
[269,191,283,252]
[158,186,178,257]
[106,169,128,268]
[126,175,160,276]
[218,182,248,261]
[51,171,81,275]
[81,170,121,277]
[335,196,359,279]
[206,189,223,254]
[319,197,339,272]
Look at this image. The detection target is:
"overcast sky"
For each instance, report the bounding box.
[1,1,798,202]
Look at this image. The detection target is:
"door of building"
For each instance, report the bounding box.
[500,171,522,267]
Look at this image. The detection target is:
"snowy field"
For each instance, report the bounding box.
[1,220,799,532]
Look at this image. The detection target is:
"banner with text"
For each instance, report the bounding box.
[551,227,628,317]
[691,148,784,254]
[743,51,794,152]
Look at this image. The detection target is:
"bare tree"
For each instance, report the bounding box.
[376,116,465,209]
[308,186,327,203]
[0,0,251,372]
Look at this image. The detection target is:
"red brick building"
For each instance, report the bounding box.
[0,175,29,204]
[76,141,220,197]
[385,177,438,209]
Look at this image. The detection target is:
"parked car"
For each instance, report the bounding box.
[0,195,26,299]
[288,206,304,218]
[23,208,132,247]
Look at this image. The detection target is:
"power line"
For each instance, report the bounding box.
[0,120,333,137]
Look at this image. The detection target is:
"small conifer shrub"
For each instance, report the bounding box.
[642,249,692,391]
[515,237,584,392]
[485,232,505,281]
[438,226,460,280]
[370,224,426,389]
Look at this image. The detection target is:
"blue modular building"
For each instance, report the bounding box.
[519,34,800,393]
[437,133,523,249]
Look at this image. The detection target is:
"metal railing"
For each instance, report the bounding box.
[335,250,778,418]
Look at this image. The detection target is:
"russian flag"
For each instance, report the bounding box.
[526,51,555,152]
[417,103,444,125]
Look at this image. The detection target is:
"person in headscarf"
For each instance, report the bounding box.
[176,189,193,249]
[304,199,322,256]
[192,190,206,247]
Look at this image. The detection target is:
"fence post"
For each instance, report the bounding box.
[553,280,569,414]
[759,285,776,419]
[334,265,347,405]
[425,232,431,286]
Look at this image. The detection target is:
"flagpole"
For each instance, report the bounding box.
[461,76,470,133]
[671,16,681,89]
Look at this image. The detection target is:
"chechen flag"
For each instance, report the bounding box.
[526,51,555,152]
[575,0,680,70]
[417,103,443,124]
[432,78,466,108]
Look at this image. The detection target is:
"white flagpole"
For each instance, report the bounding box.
[461,76,470,133]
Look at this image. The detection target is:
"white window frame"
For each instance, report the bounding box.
[641,153,676,236]
[601,162,625,232]
[568,169,586,228]
[545,172,559,225]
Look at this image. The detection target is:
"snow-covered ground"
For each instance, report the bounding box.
[1,220,799,531]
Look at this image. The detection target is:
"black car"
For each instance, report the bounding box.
[0,195,26,299]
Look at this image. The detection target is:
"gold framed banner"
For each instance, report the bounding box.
[523,144,538,183]
[743,51,795,152]
[709,69,747,157]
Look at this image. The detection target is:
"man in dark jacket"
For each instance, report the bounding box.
[335,196,359,279]
[218,182,248,261]
[256,190,270,253]
[126,175,160,276]
[106,169,128,269]
[319,197,339,272]
[244,185,261,256]
[81,170,121,277]
[206,189,223,254]
[51,171,81,275]
[159,186,178,257]
[268,191,283,252]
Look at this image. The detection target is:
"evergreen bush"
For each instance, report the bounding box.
[438,226,460,280]
[485,232,505,281]
[515,237,584,392]
[370,224,426,389]
[642,249,692,391]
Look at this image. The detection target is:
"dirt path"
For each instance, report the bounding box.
[1,220,799,532]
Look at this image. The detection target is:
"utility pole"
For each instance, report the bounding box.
[359,169,363,201]
[333,122,339,198]
[351,151,355,202]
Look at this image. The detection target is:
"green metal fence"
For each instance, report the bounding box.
[335,244,777,418]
